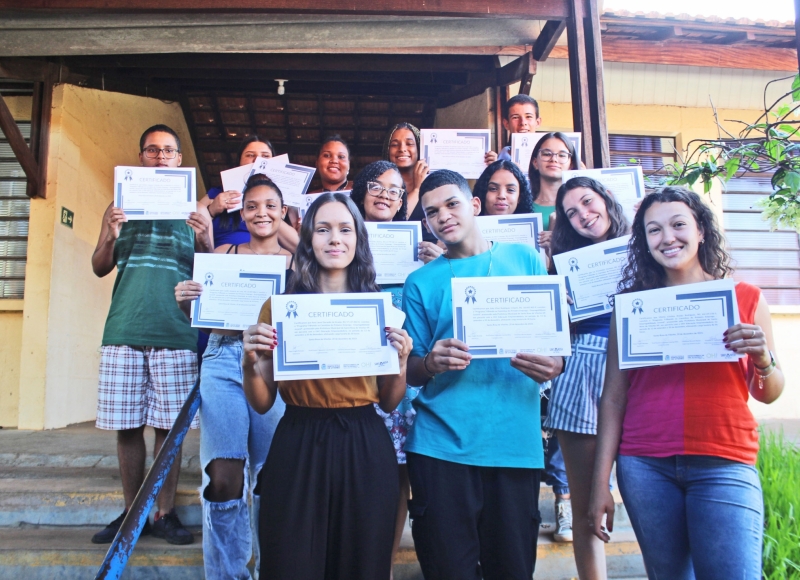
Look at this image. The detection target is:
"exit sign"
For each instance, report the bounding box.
[60,207,74,228]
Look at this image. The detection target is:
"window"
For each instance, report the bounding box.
[609,134,676,172]
[0,121,29,299]
[722,175,800,305]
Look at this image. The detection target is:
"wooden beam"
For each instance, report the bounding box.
[437,52,534,108]
[796,0,800,74]
[0,0,571,18]
[584,0,608,168]
[0,92,38,192]
[548,41,798,71]
[533,20,566,61]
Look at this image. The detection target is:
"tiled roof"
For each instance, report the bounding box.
[602,8,794,29]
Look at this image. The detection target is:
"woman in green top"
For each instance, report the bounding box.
[528,131,580,252]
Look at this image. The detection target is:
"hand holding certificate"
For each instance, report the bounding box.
[552,235,631,322]
[272,293,406,380]
[114,166,196,220]
[451,276,571,359]
[476,213,546,261]
[615,279,743,369]
[191,254,286,330]
[220,154,315,209]
[421,129,490,179]
[562,166,645,223]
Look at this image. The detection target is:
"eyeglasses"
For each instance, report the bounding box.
[142,147,180,159]
[366,182,404,201]
[538,150,572,161]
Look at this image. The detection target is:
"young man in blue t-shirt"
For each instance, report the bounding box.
[402,170,565,579]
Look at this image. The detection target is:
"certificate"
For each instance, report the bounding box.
[221,154,315,210]
[191,253,286,330]
[615,279,743,370]
[220,154,289,197]
[562,166,645,223]
[272,292,405,381]
[552,235,631,322]
[114,166,196,220]
[421,129,490,179]
[366,221,423,284]
[512,132,582,170]
[451,276,571,359]
[476,213,546,261]
[300,190,352,220]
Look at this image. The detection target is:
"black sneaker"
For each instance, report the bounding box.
[151,509,194,545]
[91,510,152,544]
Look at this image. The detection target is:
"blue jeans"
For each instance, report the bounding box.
[199,334,286,580]
[543,432,569,496]
[617,454,763,580]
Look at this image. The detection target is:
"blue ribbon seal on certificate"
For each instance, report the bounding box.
[569,257,579,271]
[204,272,214,286]
[465,286,477,304]
[632,298,644,314]
[286,301,298,318]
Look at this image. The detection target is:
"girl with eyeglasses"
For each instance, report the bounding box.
[589,187,784,580]
[528,132,580,252]
[243,192,413,579]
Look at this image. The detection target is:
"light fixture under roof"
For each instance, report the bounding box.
[275,79,288,96]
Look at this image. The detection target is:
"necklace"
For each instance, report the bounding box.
[247,242,283,256]
[444,242,493,278]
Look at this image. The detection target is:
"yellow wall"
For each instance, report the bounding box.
[0,96,31,427]
[15,84,204,430]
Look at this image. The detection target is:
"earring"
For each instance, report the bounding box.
[700,239,705,244]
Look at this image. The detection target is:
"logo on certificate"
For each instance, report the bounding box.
[569,257,580,271]
[465,286,477,304]
[632,298,644,314]
[286,301,298,318]
[204,272,214,286]
[124,169,133,181]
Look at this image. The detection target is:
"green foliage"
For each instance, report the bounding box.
[758,429,800,579]
[646,74,800,232]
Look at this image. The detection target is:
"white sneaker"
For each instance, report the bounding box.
[553,496,573,542]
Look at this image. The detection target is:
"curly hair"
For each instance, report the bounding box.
[350,160,408,221]
[549,177,629,269]
[618,186,732,293]
[382,122,420,162]
[286,192,380,295]
[528,132,580,203]
[473,160,533,216]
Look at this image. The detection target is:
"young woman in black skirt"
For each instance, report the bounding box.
[242,192,413,580]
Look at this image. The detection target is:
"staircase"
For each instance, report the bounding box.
[0,422,645,579]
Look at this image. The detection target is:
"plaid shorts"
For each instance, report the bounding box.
[96,345,199,431]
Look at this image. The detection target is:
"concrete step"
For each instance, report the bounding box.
[0,467,202,527]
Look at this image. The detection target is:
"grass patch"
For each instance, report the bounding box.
[758,429,800,579]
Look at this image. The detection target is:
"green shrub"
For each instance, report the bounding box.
[758,429,800,579]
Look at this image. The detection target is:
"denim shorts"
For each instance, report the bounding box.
[199,333,285,489]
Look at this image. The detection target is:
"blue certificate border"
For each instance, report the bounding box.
[455,282,563,355]
[621,288,737,364]
[424,131,490,163]
[375,223,420,261]
[194,271,283,328]
[286,163,316,196]
[566,242,628,318]
[276,297,388,373]
[495,216,542,252]
[116,168,194,215]
[599,167,643,200]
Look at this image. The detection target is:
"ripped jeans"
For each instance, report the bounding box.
[199,334,286,580]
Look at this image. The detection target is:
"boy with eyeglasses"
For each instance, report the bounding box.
[90,124,212,545]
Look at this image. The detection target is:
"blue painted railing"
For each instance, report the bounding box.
[95,377,201,580]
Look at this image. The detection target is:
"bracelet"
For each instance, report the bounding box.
[754,350,776,375]
[422,352,436,378]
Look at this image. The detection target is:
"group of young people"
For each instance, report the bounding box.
[91,92,784,580]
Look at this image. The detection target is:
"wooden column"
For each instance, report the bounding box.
[566,0,609,169]
[795,0,800,73]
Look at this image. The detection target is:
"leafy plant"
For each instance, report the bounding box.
[643,74,800,231]
[757,428,800,579]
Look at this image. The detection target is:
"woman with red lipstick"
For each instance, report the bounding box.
[547,176,629,580]
[242,192,413,580]
[589,187,784,580]
[473,159,534,216]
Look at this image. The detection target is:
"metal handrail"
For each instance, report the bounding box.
[95,377,201,580]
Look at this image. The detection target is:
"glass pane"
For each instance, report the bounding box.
[0,240,27,257]
[0,181,28,197]
[0,220,28,237]
[733,269,800,287]
[759,287,800,306]
[0,122,30,140]
[0,259,25,277]
[731,250,800,269]
[726,231,799,250]
[0,279,24,299]
[0,161,25,178]
[722,193,765,211]
[0,199,30,217]
[723,213,784,231]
